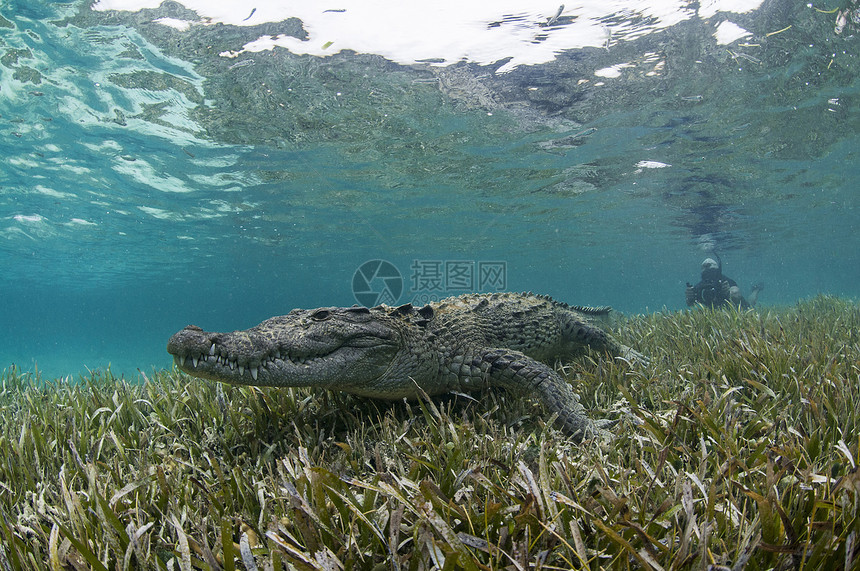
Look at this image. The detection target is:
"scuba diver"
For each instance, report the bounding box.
[685,254,762,309]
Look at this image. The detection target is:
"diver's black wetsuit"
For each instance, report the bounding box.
[686,276,743,308]
[686,263,750,309]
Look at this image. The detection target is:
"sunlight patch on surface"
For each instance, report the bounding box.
[93,0,766,73]
[112,159,196,194]
[714,21,752,45]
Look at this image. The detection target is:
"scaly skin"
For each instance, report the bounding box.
[166,292,644,440]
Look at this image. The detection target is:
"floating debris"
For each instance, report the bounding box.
[636,160,671,169]
[765,24,792,37]
[228,58,255,70]
[541,4,564,27]
[727,49,761,65]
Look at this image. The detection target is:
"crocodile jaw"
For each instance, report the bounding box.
[166,314,399,388]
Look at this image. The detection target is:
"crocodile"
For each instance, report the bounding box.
[166,292,644,440]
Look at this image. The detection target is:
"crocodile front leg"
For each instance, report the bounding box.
[474,349,602,441]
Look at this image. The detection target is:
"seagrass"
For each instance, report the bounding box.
[1,294,859,570]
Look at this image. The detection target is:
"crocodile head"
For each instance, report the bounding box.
[166,306,403,393]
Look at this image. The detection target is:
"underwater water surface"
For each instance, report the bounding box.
[0,0,858,380]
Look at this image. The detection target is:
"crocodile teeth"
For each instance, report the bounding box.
[180,350,309,374]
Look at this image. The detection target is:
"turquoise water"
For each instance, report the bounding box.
[1,0,858,380]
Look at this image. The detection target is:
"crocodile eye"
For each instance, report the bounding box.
[310,309,331,321]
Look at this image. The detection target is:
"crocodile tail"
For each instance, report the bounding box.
[529,292,613,315]
[569,304,612,315]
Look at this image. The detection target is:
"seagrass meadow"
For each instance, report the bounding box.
[1,295,859,570]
